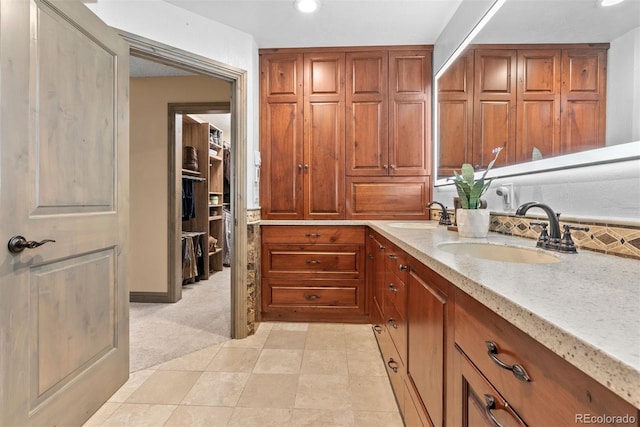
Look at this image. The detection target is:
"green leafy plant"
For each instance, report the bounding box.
[450,147,503,209]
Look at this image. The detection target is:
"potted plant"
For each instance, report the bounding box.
[450,147,503,238]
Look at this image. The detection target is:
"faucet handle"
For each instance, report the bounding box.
[559,224,590,253]
[530,222,549,248]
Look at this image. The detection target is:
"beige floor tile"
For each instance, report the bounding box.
[304,331,346,351]
[353,410,404,427]
[156,344,222,371]
[349,376,398,412]
[236,373,299,408]
[253,349,303,374]
[295,374,352,410]
[223,331,269,349]
[307,323,345,333]
[228,407,293,427]
[300,350,348,376]
[255,322,274,332]
[344,329,379,353]
[291,408,356,426]
[181,371,250,406]
[342,324,373,334]
[206,347,260,372]
[108,369,156,402]
[100,403,177,427]
[346,350,386,377]
[83,402,121,426]
[264,330,307,349]
[126,370,201,405]
[163,405,234,426]
[269,322,309,331]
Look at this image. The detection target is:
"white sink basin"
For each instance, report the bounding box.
[388,222,438,230]
[437,241,561,264]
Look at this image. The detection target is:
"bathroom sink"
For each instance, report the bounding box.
[388,222,438,230]
[437,241,561,264]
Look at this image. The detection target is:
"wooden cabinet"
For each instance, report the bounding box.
[438,44,608,175]
[260,46,433,221]
[260,225,367,322]
[260,52,344,220]
[452,289,639,427]
[207,125,225,272]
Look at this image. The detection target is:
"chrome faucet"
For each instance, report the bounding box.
[428,201,452,226]
[515,202,562,250]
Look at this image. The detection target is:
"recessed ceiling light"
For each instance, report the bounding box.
[294,0,320,13]
[600,0,625,6]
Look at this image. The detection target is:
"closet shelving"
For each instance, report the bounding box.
[181,115,225,280]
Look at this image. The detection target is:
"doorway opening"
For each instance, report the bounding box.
[122,32,249,352]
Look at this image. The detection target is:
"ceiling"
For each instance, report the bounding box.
[164,0,463,48]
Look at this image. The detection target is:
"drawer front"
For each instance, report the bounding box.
[386,246,409,284]
[375,324,406,416]
[455,290,638,426]
[262,225,364,244]
[385,298,407,365]
[385,274,407,319]
[263,244,364,279]
[271,286,357,307]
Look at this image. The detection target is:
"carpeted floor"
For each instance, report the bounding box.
[129,267,232,372]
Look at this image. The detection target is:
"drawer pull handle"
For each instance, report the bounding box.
[388,284,398,293]
[388,317,398,329]
[388,254,398,259]
[379,245,385,250]
[368,254,374,260]
[304,233,321,237]
[372,325,383,334]
[486,341,531,382]
[306,259,321,264]
[387,358,398,373]
[305,294,321,301]
[484,394,506,427]
[398,264,408,271]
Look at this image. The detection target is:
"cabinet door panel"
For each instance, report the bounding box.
[473,49,516,168]
[516,49,561,163]
[346,51,389,176]
[260,53,304,219]
[304,53,345,219]
[407,269,447,427]
[561,49,607,155]
[389,50,431,176]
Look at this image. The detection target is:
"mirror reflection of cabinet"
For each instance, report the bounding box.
[437,44,608,177]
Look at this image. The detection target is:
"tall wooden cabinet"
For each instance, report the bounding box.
[260,51,344,220]
[437,44,608,176]
[260,46,433,221]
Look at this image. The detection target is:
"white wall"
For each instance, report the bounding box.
[86,0,261,209]
[433,154,640,223]
[607,27,640,146]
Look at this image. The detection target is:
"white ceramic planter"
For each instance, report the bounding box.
[456,209,490,238]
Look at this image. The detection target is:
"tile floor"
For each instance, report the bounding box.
[84,322,403,427]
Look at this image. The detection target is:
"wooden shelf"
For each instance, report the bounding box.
[210,155,223,162]
[208,247,223,256]
[181,168,203,177]
[209,215,222,221]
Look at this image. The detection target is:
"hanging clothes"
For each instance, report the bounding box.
[223,147,231,204]
[223,207,232,266]
[182,178,196,221]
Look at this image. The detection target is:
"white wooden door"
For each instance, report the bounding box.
[0,0,129,425]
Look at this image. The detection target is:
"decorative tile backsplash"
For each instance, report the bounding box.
[430,209,640,260]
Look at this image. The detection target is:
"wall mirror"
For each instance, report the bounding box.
[434,0,640,184]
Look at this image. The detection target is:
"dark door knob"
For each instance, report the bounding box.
[8,236,56,254]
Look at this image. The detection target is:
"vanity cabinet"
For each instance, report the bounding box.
[260,225,367,322]
[452,289,639,426]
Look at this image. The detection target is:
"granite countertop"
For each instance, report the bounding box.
[262,219,640,407]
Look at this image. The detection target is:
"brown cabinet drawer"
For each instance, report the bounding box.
[375,323,405,415]
[385,274,407,319]
[271,286,357,307]
[262,225,364,244]
[385,298,407,365]
[455,290,638,426]
[262,244,364,279]
[385,244,409,284]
